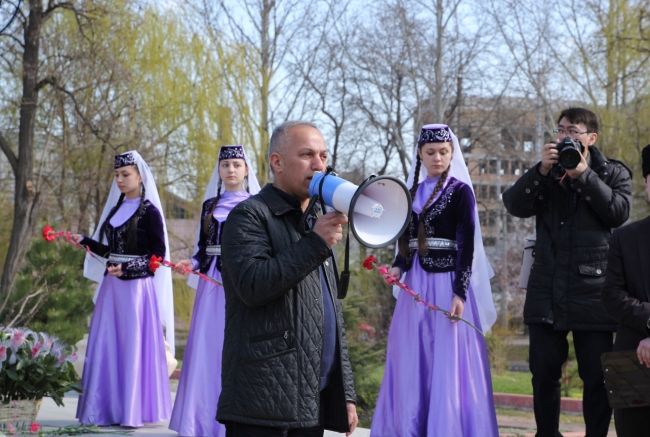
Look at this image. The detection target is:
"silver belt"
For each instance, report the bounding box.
[206,245,221,256]
[108,254,140,263]
[409,238,457,250]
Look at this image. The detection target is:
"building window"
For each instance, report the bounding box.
[479,185,488,199]
[172,203,188,219]
[511,161,520,175]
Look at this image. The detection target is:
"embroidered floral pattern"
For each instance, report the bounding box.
[114,152,137,169]
[423,181,458,235]
[460,266,472,293]
[111,220,129,254]
[124,256,149,276]
[219,145,245,160]
[105,201,152,278]
[400,179,472,277]
[418,126,452,144]
[422,255,455,269]
[198,197,221,272]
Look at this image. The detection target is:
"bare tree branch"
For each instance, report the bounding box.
[0,131,18,173]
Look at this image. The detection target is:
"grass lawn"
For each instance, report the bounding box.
[361,366,582,399]
[492,370,582,398]
[492,370,533,395]
[496,407,584,424]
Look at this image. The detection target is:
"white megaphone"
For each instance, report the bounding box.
[309,170,412,248]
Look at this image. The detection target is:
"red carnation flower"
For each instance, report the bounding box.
[362,255,377,270]
[150,255,162,273]
[359,323,376,338]
[42,225,56,242]
[29,422,40,432]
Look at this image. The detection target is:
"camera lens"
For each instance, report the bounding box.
[559,148,581,169]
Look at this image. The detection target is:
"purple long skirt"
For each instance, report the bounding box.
[76,275,172,427]
[169,260,226,436]
[371,263,498,436]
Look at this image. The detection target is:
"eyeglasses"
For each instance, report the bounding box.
[553,129,589,136]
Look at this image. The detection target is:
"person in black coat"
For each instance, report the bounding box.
[601,144,650,436]
[502,107,632,437]
[217,121,357,437]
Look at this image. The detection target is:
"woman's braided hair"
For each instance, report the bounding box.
[126,182,146,253]
[398,143,452,257]
[416,166,449,255]
[203,179,223,234]
[100,193,125,243]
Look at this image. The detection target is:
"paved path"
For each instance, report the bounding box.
[32,392,369,437]
[25,391,615,437]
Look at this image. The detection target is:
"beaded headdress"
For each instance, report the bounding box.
[418,125,453,145]
[114,152,137,169]
[218,145,245,161]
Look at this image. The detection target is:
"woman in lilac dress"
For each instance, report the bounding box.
[371,124,498,436]
[169,145,260,437]
[72,150,175,427]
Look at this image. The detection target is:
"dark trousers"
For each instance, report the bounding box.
[528,323,613,437]
[225,422,324,437]
[614,406,650,437]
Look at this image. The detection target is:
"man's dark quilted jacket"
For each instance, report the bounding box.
[216,183,356,431]
[502,146,631,330]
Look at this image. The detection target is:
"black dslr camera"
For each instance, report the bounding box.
[555,137,585,170]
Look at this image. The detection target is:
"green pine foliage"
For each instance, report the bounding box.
[172,278,196,361]
[340,243,396,426]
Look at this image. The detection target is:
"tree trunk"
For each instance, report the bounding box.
[0,0,45,311]
[258,0,272,183]
[434,0,444,122]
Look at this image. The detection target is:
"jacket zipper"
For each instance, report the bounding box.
[249,330,288,343]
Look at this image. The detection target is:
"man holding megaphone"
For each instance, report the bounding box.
[217,121,358,437]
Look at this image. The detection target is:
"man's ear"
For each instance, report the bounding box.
[587,132,598,147]
[270,152,282,173]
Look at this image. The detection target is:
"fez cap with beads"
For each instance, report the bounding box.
[219,145,245,161]
[114,152,137,169]
[418,124,453,145]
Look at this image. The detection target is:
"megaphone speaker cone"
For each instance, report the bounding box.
[349,176,411,248]
[309,171,412,248]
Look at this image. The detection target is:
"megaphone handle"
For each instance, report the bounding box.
[334,225,350,299]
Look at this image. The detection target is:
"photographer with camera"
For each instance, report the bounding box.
[503,107,632,437]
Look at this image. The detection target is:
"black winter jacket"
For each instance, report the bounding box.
[217,184,356,431]
[502,146,631,330]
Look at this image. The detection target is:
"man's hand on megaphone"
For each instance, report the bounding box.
[313,211,348,248]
